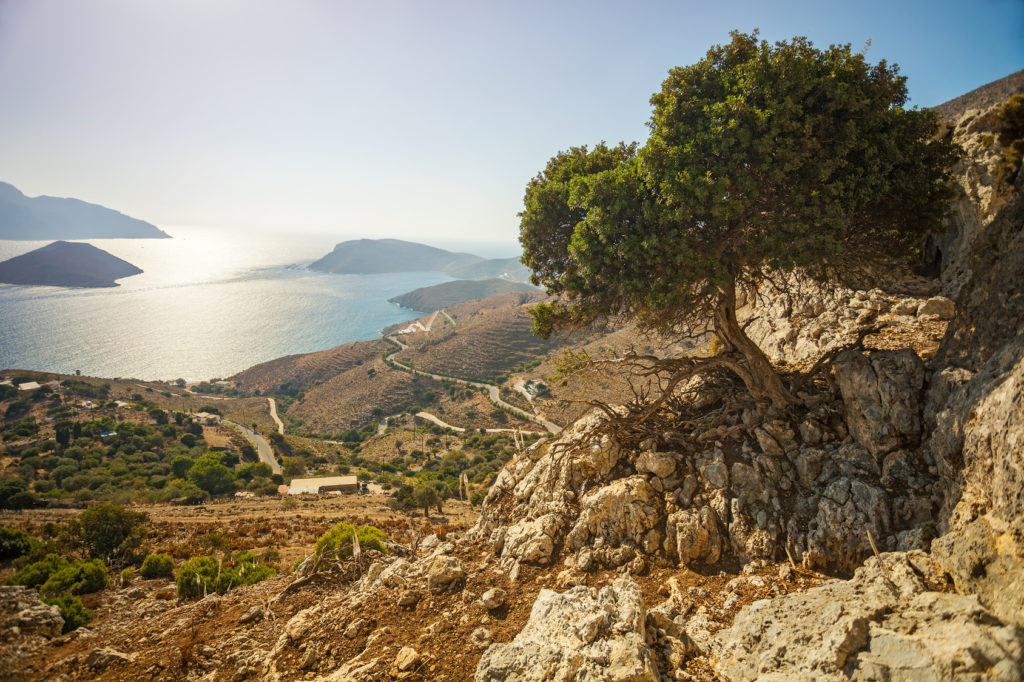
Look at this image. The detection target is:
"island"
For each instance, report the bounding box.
[0,181,169,240]
[0,241,143,287]
[388,278,537,312]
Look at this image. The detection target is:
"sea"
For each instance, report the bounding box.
[0,227,515,382]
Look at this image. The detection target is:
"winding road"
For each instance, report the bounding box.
[225,420,282,475]
[384,332,562,435]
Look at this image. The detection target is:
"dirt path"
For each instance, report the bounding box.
[414,411,545,435]
[384,337,562,435]
[267,397,285,434]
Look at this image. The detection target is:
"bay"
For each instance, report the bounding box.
[0,228,468,381]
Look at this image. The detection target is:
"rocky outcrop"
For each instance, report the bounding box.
[712,552,1023,681]
[475,576,659,682]
[833,348,924,458]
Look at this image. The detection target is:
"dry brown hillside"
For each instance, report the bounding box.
[229,339,387,395]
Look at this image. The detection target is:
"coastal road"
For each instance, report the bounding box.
[225,420,282,475]
[267,397,285,434]
[384,336,562,435]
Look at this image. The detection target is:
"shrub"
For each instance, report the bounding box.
[8,554,67,588]
[313,523,387,564]
[40,558,108,596]
[0,526,39,561]
[140,553,175,579]
[175,556,219,599]
[63,504,147,564]
[44,593,93,633]
[215,551,275,592]
[120,567,135,585]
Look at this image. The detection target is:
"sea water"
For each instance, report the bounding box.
[0,227,495,381]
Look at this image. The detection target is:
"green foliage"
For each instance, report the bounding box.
[0,478,36,509]
[175,555,219,599]
[996,93,1024,185]
[140,553,175,579]
[40,558,108,596]
[120,567,135,585]
[43,592,93,633]
[313,523,388,563]
[9,554,67,589]
[186,455,236,496]
[519,31,958,404]
[64,504,147,564]
[0,526,40,561]
[215,551,276,592]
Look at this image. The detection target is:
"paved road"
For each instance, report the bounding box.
[384,336,561,435]
[267,397,285,434]
[225,420,282,475]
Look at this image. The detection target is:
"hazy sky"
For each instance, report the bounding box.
[1,0,1021,252]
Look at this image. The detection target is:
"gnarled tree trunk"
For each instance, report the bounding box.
[713,282,794,409]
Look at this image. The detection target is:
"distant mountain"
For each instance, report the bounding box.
[309,238,483,274]
[444,256,532,282]
[389,278,537,312]
[0,241,143,287]
[0,182,169,240]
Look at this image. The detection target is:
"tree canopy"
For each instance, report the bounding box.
[520,31,958,407]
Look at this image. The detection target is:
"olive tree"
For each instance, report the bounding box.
[520,31,957,408]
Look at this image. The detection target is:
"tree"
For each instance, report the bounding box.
[64,504,147,564]
[521,31,958,408]
[187,455,237,496]
[412,482,440,517]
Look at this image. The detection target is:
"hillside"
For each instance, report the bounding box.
[308,238,483,274]
[228,339,388,395]
[0,182,169,240]
[389,278,537,312]
[444,256,532,282]
[0,241,143,287]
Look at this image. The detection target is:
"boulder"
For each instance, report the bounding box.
[834,349,924,458]
[475,576,658,681]
[395,647,420,672]
[635,451,676,479]
[427,555,465,594]
[918,296,956,319]
[564,476,663,560]
[669,506,724,566]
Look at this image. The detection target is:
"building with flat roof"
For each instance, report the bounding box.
[287,475,359,495]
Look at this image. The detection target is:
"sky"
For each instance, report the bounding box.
[0,0,1021,255]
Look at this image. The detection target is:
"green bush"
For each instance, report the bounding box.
[120,567,135,585]
[175,555,219,599]
[0,526,39,561]
[313,523,387,564]
[8,554,67,589]
[43,593,93,633]
[216,551,275,592]
[40,558,108,596]
[140,553,175,579]
[63,504,147,564]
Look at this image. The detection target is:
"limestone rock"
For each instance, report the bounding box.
[670,506,723,566]
[501,514,564,566]
[0,586,63,640]
[427,555,465,594]
[918,295,956,319]
[565,476,663,561]
[87,647,136,670]
[470,627,493,650]
[475,576,659,681]
[713,551,1023,681]
[834,349,924,458]
[635,451,676,479]
[395,646,420,672]
[481,588,506,610]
